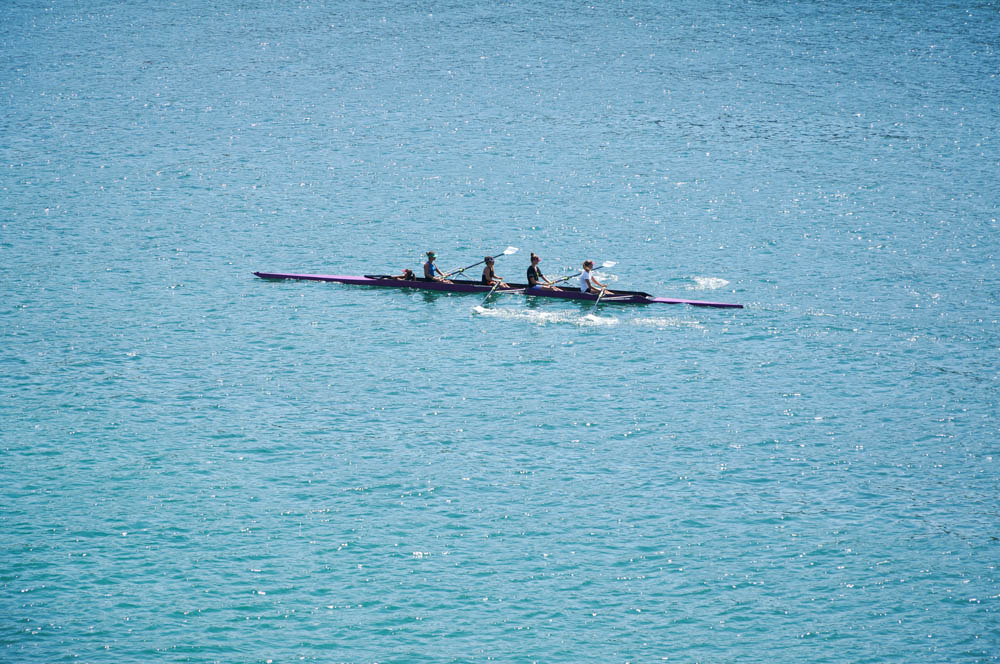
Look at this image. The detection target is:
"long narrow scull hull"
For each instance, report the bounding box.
[252,272,743,309]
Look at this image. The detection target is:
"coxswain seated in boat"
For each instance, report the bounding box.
[482,256,509,288]
[423,251,452,283]
[579,260,613,295]
[387,268,415,281]
[526,253,558,290]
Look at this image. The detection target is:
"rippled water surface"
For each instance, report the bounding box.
[2,1,998,662]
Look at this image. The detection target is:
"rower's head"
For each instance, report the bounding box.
[530,253,540,264]
[484,256,494,264]
[583,260,594,270]
[426,251,436,260]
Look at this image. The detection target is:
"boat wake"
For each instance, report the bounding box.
[632,316,705,330]
[474,306,618,326]
[581,312,619,326]
[688,276,730,290]
[472,306,703,329]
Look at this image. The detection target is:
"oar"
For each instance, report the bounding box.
[549,260,617,287]
[478,279,504,307]
[444,246,519,279]
[591,286,607,311]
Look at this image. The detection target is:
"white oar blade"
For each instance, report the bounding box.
[601,261,617,268]
[503,246,519,255]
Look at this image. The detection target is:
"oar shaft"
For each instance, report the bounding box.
[444,258,488,278]
[479,280,503,306]
[444,249,513,278]
[551,261,616,285]
[592,287,607,309]
[550,271,582,286]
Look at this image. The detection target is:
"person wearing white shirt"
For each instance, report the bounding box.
[578,260,610,294]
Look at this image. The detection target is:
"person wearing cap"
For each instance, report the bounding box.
[481,256,508,288]
[390,268,416,281]
[526,253,557,289]
[423,252,451,282]
[578,260,611,294]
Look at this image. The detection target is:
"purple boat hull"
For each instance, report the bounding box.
[252,272,743,309]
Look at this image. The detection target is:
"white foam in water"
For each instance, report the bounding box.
[688,276,729,290]
[581,313,619,326]
[473,307,702,329]
[631,317,705,330]
[473,306,618,326]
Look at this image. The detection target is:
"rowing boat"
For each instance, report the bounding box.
[254,272,743,308]
[253,272,743,309]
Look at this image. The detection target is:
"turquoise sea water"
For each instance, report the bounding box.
[2,1,998,661]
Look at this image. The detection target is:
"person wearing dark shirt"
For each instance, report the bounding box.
[526,253,556,289]
[481,256,508,288]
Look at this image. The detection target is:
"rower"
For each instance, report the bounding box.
[579,260,612,295]
[481,256,508,288]
[423,252,451,283]
[527,253,556,289]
